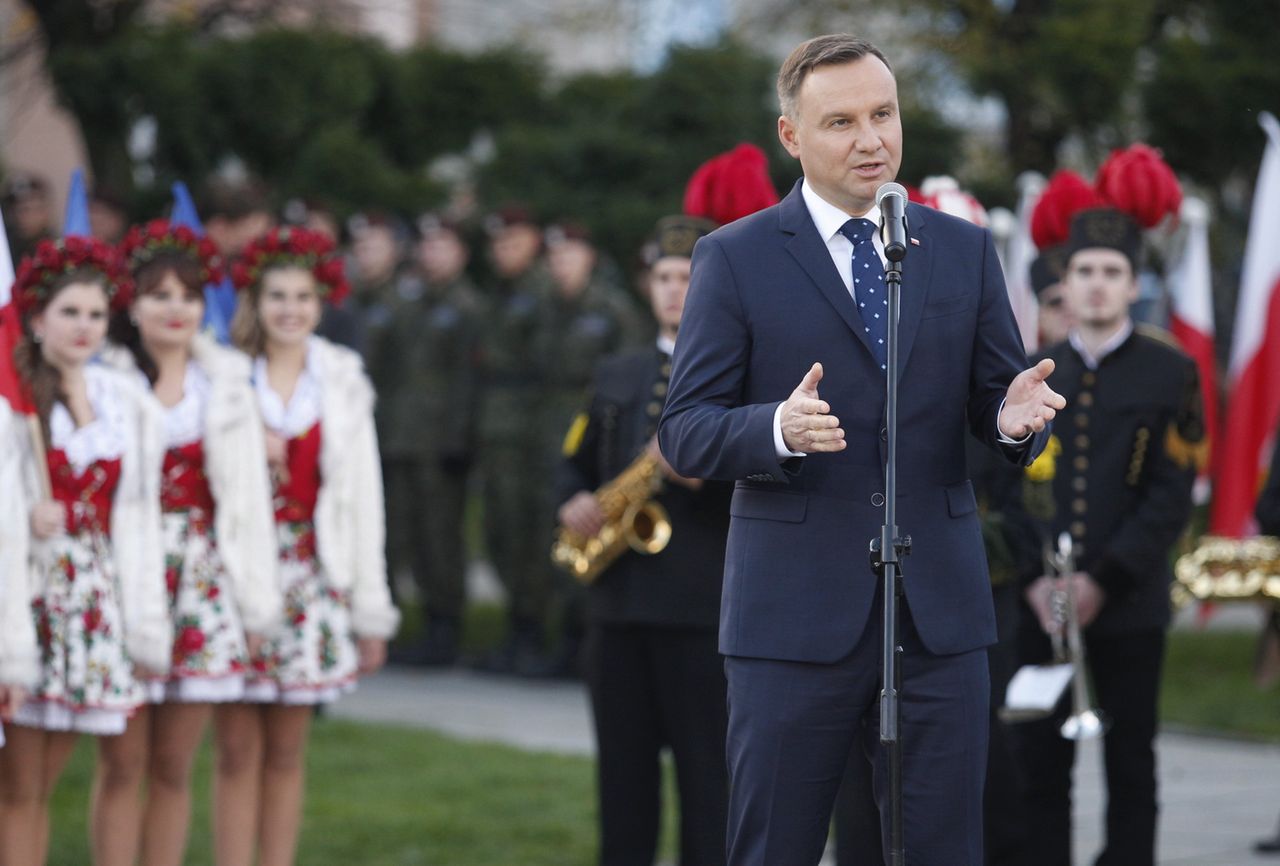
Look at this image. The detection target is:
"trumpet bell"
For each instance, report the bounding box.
[1060,709,1107,741]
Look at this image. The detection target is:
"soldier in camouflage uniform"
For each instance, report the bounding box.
[382,215,486,666]
[535,222,649,675]
[344,212,405,363]
[477,206,557,672]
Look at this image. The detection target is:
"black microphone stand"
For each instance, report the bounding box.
[871,216,910,866]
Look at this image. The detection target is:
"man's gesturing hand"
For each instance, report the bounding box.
[780,363,846,453]
[998,358,1066,440]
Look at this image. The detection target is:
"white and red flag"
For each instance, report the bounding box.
[1210,112,1280,536]
[1167,196,1218,499]
[0,207,33,415]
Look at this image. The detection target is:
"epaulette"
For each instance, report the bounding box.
[1134,322,1185,354]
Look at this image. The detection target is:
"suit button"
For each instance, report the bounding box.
[871,492,886,507]
[880,427,888,442]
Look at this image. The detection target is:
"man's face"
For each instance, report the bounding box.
[547,238,596,298]
[1062,248,1138,331]
[777,56,902,216]
[490,224,541,278]
[418,230,469,284]
[353,224,399,284]
[647,256,692,334]
[1037,283,1073,346]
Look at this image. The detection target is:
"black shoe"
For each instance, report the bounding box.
[473,621,544,675]
[515,636,582,680]
[390,617,461,668]
[1256,835,1280,854]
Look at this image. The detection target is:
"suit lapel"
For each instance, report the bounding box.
[895,204,934,377]
[778,184,879,360]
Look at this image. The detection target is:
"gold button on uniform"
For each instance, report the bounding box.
[1074,456,1089,471]
[1082,372,1096,387]
[1073,477,1087,492]
[1071,521,1087,538]
[1075,434,1089,449]
[1075,414,1089,428]
[652,381,668,397]
[1072,499,1087,514]
[1078,392,1094,407]
[646,402,661,417]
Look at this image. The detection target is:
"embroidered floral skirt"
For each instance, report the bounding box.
[144,510,249,704]
[243,521,357,705]
[11,531,142,735]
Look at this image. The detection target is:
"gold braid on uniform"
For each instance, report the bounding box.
[1165,370,1209,472]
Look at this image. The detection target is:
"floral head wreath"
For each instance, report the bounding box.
[11,235,134,317]
[120,219,224,286]
[231,226,349,306]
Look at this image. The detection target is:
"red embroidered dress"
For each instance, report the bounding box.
[244,342,357,705]
[13,365,146,735]
[147,363,252,704]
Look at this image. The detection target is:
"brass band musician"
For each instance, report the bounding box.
[554,216,732,866]
[1009,197,1204,866]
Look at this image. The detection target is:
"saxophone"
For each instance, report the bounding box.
[1172,535,1280,607]
[551,452,673,585]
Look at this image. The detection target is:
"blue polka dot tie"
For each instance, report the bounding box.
[839,218,888,372]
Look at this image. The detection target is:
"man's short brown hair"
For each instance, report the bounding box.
[777,34,892,118]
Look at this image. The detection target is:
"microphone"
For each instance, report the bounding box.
[876,182,909,263]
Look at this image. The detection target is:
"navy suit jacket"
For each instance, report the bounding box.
[658,180,1046,663]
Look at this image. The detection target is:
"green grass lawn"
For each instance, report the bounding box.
[36,625,1279,865]
[48,720,602,866]
[1160,626,1280,739]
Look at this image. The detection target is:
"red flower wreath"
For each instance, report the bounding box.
[120,219,224,286]
[230,227,350,306]
[10,236,134,316]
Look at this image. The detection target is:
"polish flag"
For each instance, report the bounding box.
[1210,112,1280,536]
[1167,196,1217,499]
[0,207,33,414]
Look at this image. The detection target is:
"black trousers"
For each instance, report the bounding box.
[584,623,729,866]
[1010,625,1166,866]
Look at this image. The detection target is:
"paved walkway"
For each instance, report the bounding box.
[331,666,1280,866]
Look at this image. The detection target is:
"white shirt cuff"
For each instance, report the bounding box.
[995,398,1032,445]
[773,403,806,460]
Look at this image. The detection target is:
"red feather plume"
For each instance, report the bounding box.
[683,143,780,226]
[1031,170,1102,250]
[1095,143,1182,229]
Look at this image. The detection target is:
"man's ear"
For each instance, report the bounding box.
[778,114,801,159]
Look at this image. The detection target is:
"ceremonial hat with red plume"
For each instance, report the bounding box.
[1030,170,1102,294]
[1068,144,1182,268]
[682,143,780,227]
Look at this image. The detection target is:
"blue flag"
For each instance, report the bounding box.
[63,169,91,237]
[171,181,235,344]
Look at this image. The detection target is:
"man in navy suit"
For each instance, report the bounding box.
[658,34,1064,865]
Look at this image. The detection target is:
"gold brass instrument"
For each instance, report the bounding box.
[1051,533,1107,740]
[551,452,673,585]
[1172,535,1280,607]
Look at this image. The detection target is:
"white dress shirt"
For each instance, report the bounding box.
[770,180,1027,461]
[1068,319,1133,370]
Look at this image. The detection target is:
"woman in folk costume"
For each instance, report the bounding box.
[214,226,398,866]
[0,236,170,866]
[89,220,281,866]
